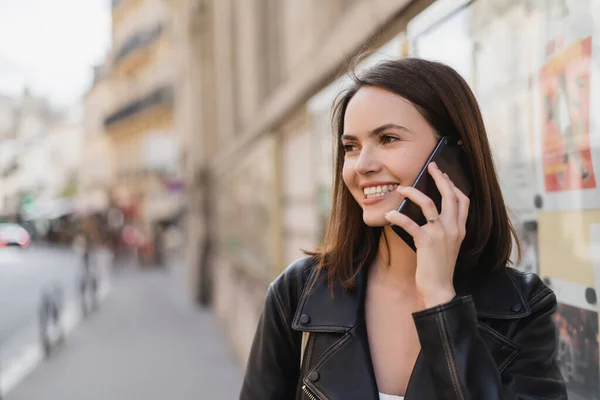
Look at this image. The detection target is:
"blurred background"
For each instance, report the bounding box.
[0,0,599,399]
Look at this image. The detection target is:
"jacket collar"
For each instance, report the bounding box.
[292,262,530,333]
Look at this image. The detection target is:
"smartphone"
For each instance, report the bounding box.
[391,136,472,251]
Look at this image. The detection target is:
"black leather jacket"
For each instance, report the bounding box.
[240,256,567,399]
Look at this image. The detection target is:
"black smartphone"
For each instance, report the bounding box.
[391,136,472,251]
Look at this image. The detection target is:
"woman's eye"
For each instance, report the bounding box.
[381,135,399,144]
[343,144,357,153]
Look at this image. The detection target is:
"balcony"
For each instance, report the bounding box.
[104,86,174,129]
[114,25,163,65]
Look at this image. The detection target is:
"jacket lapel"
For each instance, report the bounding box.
[292,264,380,399]
[291,265,362,333]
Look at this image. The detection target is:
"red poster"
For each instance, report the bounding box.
[540,37,595,192]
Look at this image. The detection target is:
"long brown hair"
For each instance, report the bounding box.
[307,58,520,289]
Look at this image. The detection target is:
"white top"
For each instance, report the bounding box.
[379,394,404,400]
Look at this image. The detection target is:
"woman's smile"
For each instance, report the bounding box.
[362,183,401,206]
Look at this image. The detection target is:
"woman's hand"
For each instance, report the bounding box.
[384,161,470,308]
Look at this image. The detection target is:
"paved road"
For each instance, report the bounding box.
[0,245,82,348]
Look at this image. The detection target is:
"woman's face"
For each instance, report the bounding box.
[342,86,439,227]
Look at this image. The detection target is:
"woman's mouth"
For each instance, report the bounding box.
[363,184,399,199]
[362,184,399,205]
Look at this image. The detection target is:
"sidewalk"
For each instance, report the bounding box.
[6,261,243,400]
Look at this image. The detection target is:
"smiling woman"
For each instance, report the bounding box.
[240,58,567,400]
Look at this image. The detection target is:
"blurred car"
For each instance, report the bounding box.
[0,223,31,248]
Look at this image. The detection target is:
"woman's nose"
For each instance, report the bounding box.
[354,148,381,175]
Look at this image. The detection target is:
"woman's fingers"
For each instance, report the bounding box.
[395,185,439,222]
[428,162,457,222]
[452,182,470,239]
[392,162,468,244]
[385,210,421,239]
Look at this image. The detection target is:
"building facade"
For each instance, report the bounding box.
[177,0,600,397]
[76,64,115,218]
[102,0,183,252]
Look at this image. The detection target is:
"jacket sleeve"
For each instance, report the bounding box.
[239,282,301,400]
[412,291,567,400]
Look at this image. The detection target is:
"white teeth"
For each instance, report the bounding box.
[363,184,399,198]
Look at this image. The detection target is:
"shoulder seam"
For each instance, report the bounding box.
[271,285,296,348]
[528,286,553,307]
[506,268,552,307]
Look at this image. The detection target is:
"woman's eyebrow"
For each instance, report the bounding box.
[341,123,412,141]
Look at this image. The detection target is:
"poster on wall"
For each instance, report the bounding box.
[539,36,595,193]
[545,216,600,399]
[553,302,600,400]
[544,272,600,400]
[530,0,600,212]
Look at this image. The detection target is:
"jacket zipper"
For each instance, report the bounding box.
[302,384,320,400]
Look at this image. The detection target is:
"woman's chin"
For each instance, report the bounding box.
[362,214,389,227]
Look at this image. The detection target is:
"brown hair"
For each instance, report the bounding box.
[307,58,520,289]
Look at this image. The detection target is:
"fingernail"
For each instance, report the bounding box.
[396,185,404,191]
[384,210,394,217]
[430,162,438,169]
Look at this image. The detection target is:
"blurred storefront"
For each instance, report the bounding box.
[177,0,600,394]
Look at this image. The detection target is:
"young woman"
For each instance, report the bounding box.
[240,58,567,400]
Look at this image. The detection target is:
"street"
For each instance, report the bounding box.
[0,245,84,369]
[4,250,242,400]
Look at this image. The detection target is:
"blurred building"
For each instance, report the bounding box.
[0,89,82,242]
[98,0,183,251]
[177,0,600,395]
[76,64,115,219]
[0,94,19,219]
[44,108,84,201]
[0,90,56,221]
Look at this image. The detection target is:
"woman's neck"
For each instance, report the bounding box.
[371,226,419,291]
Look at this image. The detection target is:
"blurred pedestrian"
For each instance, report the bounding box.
[240,58,567,399]
[72,231,91,270]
